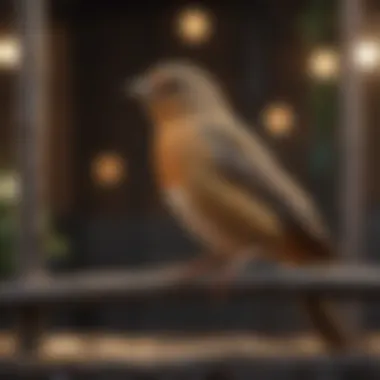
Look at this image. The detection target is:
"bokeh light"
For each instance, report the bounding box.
[0,36,21,69]
[261,103,295,137]
[353,38,380,72]
[176,6,213,46]
[91,152,126,188]
[0,172,20,203]
[308,48,339,81]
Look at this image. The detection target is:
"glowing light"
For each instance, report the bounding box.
[353,38,380,72]
[308,48,339,81]
[0,172,20,203]
[261,103,295,137]
[0,37,21,69]
[91,153,126,188]
[176,6,213,45]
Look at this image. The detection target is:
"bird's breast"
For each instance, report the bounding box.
[163,187,233,252]
[153,124,192,189]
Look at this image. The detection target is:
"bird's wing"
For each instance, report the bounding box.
[200,124,334,258]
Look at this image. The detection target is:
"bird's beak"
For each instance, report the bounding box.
[126,75,152,100]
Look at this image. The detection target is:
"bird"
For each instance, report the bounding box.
[127,59,352,351]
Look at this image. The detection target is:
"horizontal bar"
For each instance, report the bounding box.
[0,355,378,375]
[1,261,380,306]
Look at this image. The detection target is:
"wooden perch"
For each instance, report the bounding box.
[1,261,380,307]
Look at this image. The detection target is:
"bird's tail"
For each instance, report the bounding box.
[300,295,355,352]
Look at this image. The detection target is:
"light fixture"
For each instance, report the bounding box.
[0,36,21,69]
[261,102,295,137]
[352,38,380,72]
[308,48,339,81]
[176,6,213,45]
[91,152,126,188]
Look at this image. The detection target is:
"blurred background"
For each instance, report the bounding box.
[0,0,379,378]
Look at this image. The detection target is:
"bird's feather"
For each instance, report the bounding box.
[199,123,352,350]
[200,123,335,261]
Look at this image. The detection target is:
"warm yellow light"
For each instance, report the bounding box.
[91,153,126,188]
[308,48,339,81]
[0,37,20,69]
[176,6,213,45]
[353,39,380,72]
[0,172,20,203]
[261,103,295,137]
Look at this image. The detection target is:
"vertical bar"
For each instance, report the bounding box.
[14,0,48,359]
[340,0,365,328]
[16,0,47,275]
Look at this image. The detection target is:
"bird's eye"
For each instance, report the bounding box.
[156,78,184,97]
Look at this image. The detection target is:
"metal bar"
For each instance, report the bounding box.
[340,0,365,261]
[0,355,378,375]
[339,0,366,331]
[15,0,47,276]
[0,263,379,306]
[14,0,48,360]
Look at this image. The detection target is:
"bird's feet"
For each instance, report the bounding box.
[175,248,257,301]
[175,255,226,286]
[210,253,253,303]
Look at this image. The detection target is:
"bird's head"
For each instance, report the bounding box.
[127,60,231,123]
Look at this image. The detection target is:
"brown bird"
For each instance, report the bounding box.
[128,60,351,351]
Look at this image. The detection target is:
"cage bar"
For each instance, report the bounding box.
[15,0,47,276]
[339,0,366,332]
[0,263,380,307]
[14,0,48,359]
[0,351,378,376]
[340,0,365,265]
